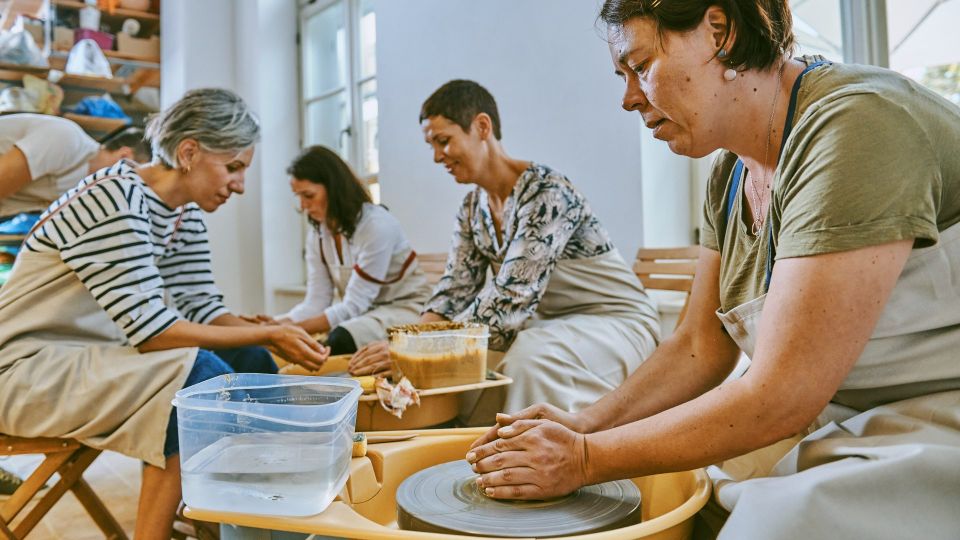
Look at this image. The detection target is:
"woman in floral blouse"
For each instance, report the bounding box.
[411,79,660,414]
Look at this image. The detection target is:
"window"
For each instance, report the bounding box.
[791,0,844,61]
[887,0,960,105]
[299,0,379,201]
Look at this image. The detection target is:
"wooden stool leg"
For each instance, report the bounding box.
[0,449,75,527]
[72,477,128,540]
[12,446,102,538]
[0,519,16,540]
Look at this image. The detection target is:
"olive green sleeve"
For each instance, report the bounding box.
[700,152,736,252]
[774,92,941,259]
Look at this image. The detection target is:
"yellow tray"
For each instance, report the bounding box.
[279,355,512,431]
[185,427,711,539]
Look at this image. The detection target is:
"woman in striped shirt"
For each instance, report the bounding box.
[0,88,327,539]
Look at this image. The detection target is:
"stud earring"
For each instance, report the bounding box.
[717,49,728,59]
[724,68,738,81]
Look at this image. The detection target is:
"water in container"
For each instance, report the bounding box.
[173,374,361,517]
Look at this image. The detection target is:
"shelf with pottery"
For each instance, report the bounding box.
[52,0,159,22]
[62,111,127,132]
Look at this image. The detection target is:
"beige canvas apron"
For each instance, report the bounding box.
[704,222,960,539]
[321,238,431,347]
[0,178,197,468]
[461,249,660,422]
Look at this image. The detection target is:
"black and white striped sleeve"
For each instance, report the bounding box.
[51,181,181,346]
[159,208,229,324]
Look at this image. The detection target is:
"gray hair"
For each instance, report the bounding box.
[145,88,261,169]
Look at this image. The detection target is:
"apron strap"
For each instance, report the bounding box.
[722,59,831,293]
[27,173,185,249]
[353,250,418,285]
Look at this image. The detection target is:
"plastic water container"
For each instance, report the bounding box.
[172,374,361,517]
[389,322,490,389]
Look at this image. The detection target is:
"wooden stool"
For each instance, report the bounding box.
[0,435,127,540]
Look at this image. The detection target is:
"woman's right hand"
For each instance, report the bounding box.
[469,403,589,450]
[267,324,329,371]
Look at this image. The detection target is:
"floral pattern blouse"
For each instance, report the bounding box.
[423,163,615,350]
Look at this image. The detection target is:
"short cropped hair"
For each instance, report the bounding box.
[144,88,260,169]
[100,126,151,163]
[287,145,372,239]
[598,0,795,71]
[419,80,502,140]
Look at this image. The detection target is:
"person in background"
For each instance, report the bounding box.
[0,115,151,233]
[246,145,431,365]
[351,80,660,415]
[0,88,328,539]
[467,2,960,539]
[0,119,152,489]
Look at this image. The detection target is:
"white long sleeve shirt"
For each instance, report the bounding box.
[280,203,412,328]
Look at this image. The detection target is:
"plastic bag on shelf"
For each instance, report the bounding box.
[0,29,48,67]
[64,38,113,79]
[0,86,39,113]
[70,93,131,122]
[22,74,64,115]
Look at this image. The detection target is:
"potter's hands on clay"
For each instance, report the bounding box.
[469,404,587,451]
[349,340,392,375]
[466,419,591,500]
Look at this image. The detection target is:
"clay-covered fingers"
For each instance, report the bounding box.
[467,420,589,500]
[272,326,329,370]
[476,482,545,500]
[466,421,544,464]
[468,404,553,450]
[474,465,540,493]
[348,340,390,375]
[468,450,530,474]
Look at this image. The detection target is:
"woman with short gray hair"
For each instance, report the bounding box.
[0,88,328,540]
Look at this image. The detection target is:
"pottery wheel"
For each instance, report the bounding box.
[396,460,641,537]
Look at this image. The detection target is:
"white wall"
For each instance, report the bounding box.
[159,0,697,314]
[376,0,656,258]
[161,0,301,314]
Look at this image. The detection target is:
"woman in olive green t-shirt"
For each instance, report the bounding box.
[463,2,960,539]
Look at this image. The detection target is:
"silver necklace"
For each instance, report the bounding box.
[748,61,785,236]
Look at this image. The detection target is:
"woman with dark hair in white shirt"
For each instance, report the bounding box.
[253,146,431,366]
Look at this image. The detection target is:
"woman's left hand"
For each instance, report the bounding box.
[348,340,392,376]
[240,313,278,325]
[466,419,590,500]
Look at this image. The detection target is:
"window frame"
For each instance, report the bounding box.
[298,0,378,189]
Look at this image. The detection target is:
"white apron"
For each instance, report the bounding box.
[0,178,197,467]
[320,238,431,347]
[705,222,960,539]
[461,249,660,422]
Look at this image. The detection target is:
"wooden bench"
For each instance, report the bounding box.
[0,435,126,540]
[634,246,699,326]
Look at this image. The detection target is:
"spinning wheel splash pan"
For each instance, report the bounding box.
[396,460,642,538]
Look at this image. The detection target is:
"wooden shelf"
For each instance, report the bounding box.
[0,234,28,244]
[50,49,160,69]
[52,0,159,21]
[63,112,128,134]
[0,62,49,78]
[55,72,127,93]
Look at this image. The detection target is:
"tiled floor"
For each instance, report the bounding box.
[2,450,140,539]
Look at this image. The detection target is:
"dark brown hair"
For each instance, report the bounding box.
[598,0,795,71]
[287,145,372,238]
[100,126,151,163]
[419,79,502,140]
